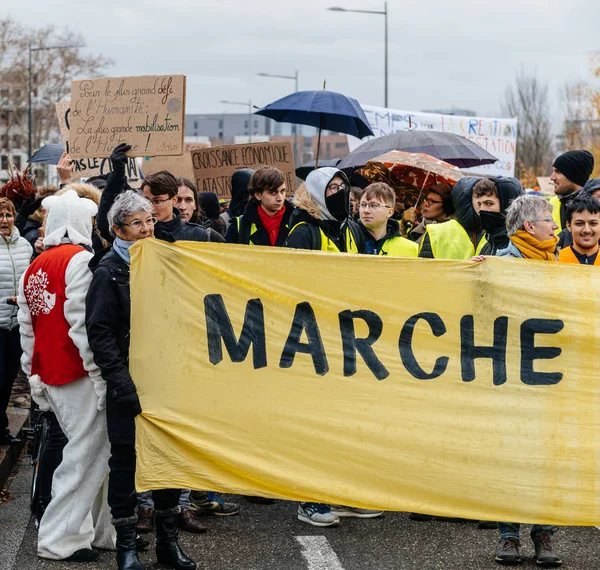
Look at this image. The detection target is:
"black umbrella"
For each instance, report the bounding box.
[338,131,498,171]
[28,144,64,165]
[295,159,340,180]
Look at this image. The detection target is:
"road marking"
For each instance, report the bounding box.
[296,536,346,570]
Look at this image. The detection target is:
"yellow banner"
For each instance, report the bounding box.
[130,239,600,525]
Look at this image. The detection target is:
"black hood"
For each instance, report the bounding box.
[583,178,600,195]
[451,177,480,233]
[228,169,253,217]
[495,177,524,212]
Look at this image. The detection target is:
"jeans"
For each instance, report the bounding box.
[138,489,191,510]
[0,328,21,433]
[498,522,558,540]
[108,443,180,520]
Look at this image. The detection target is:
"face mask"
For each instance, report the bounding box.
[479,210,506,232]
[325,190,349,222]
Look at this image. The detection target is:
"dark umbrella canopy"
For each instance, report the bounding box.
[28,144,64,165]
[256,90,374,139]
[338,131,498,171]
[295,159,340,180]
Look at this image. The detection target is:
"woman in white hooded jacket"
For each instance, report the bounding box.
[0,197,32,445]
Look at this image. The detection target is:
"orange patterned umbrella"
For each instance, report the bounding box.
[358,150,464,209]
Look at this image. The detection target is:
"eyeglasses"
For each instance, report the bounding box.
[359,202,392,210]
[531,217,554,224]
[122,216,157,229]
[326,183,348,193]
[423,197,443,205]
[149,197,172,207]
[0,213,14,220]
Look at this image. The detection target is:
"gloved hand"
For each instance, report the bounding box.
[109,143,132,177]
[115,390,142,417]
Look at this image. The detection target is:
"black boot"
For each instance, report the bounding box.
[115,521,147,570]
[155,510,196,570]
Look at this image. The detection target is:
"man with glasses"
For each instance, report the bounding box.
[358,183,417,256]
[97,144,210,244]
[284,168,363,252]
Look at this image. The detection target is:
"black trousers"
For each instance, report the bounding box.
[38,411,68,506]
[0,328,22,434]
[108,443,180,520]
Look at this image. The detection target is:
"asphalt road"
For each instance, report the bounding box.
[1,457,599,570]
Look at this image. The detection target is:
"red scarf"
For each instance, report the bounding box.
[257,204,285,246]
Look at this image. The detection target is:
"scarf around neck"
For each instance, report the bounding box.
[113,237,135,265]
[257,204,286,246]
[510,230,557,261]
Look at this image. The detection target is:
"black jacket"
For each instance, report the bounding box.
[225,200,294,246]
[419,177,484,258]
[284,208,364,252]
[86,248,136,444]
[360,219,402,254]
[97,171,210,244]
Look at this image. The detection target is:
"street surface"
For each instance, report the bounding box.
[1,457,599,570]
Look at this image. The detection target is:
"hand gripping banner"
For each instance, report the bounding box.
[130,239,600,525]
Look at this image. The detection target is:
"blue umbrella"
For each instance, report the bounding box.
[256,90,374,167]
[28,144,64,165]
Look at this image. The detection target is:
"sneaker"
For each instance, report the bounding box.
[330,505,383,518]
[136,507,154,533]
[298,503,340,527]
[533,532,562,567]
[191,491,240,516]
[179,508,208,533]
[495,538,522,565]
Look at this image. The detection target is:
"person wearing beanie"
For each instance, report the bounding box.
[549,150,595,248]
[17,189,114,562]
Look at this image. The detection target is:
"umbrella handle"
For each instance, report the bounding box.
[315,114,325,169]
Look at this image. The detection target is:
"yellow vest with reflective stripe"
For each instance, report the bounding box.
[379,236,418,257]
[549,195,562,235]
[288,222,359,253]
[423,219,487,260]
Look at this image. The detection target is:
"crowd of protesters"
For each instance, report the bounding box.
[0,143,597,569]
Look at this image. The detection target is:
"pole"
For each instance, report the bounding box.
[384,2,388,107]
[294,70,299,166]
[28,42,32,158]
[248,99,252,143]
[315,115,324,169]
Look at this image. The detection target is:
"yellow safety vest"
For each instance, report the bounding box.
[288,222,359,253]
[549,196,562,235]
[236,217,259,245]
[378,236,418,257]
[422,219,487,260]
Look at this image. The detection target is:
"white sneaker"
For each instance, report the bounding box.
[330,505,383,518]
[298,503,340,527]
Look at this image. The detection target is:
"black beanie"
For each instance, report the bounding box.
[553,150,594,187]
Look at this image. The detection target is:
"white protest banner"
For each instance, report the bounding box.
[352,105,518,177]
[69,75,186,159]
[54,101,142,187]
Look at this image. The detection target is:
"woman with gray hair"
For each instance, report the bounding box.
[496,194,559,261]
[86,191,196,570]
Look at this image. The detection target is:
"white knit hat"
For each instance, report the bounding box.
[42,189,98,248]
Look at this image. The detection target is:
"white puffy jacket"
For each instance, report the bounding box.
[0,228,32,330]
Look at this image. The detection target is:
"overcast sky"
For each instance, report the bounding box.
[6,0,599,126]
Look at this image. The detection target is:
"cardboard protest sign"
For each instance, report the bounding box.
[191,141,296,199]
[142,142,209,180]
[54,101,142,187]
[68,75,186,159]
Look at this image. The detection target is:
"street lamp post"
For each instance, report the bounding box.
[221,99,253,143]
[257,71,300,164]
[28,43,80,158]
[328,3,388,107]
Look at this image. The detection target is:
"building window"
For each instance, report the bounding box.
[218,120,223,129]
[0,89,9,99]
[1,156,8,170]
[253,120,259,129]
[335,142,346,149]
[12,135,21,148]
[194,121,198,130]
[12,155,21,169]
[244,120,249,129]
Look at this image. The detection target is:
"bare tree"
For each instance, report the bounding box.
[502,69,553,178]
[0,17,113,156]
[561,82,592,150]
